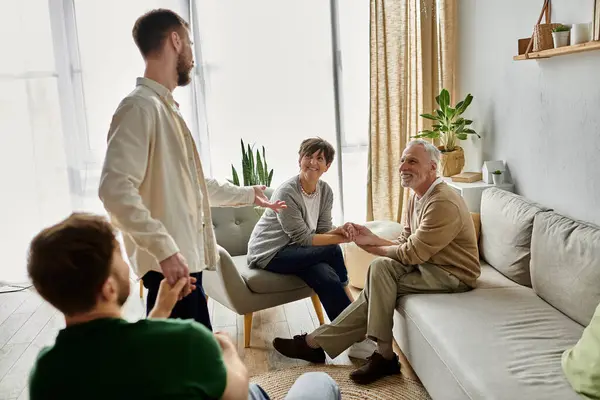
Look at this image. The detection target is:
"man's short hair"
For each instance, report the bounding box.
[298,137,336,165]
[27,213,118,315]
[132,9,189,58]
[407,139,441,165]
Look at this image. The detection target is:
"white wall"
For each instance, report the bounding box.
[457,0,600,225]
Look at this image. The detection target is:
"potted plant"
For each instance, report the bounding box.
[228,139,274,216]
[492,170,504,185]
[552,25,571,48]
[414,89,480,177]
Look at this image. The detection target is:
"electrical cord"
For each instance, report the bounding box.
[0,283,34,294]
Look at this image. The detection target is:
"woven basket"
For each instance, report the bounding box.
[533,23,560,51]
[438,146,465,177]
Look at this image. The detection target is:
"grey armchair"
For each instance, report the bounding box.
[203,201,325,348]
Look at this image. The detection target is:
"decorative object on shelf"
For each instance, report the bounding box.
[451,172,483,183]
[482,160,505,184]
[571,22,592,45]
[594,0,600,41]
[413,89,480,177]
[229,139,274,187]
[521,0,558,57]
[552,25,570,48]
[492,170,504,185]
[533,0,559,52]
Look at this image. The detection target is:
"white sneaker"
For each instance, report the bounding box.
[347,338,377,360]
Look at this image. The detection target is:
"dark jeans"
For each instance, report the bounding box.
[142,270,212,331]
[265,244,351,321]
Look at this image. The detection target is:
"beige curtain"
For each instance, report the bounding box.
[366,0,457,222]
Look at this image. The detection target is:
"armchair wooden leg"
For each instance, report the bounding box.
[310,294,325,325]
[139,280,143,299]
[244,313,253,348]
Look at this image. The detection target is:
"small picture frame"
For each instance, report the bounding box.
[594,0,600,40]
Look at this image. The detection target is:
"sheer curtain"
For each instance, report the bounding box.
[0,0,70,284]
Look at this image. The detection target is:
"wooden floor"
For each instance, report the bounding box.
[0,281,418,400]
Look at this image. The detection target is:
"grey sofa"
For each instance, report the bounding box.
[202,202,325,348]
[393,187,600,399]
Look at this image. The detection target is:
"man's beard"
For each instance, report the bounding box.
[114,273,130,306]
[400,173,422,189]
[177,54,192,87]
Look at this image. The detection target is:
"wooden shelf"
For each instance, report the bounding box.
[513,40,600,61]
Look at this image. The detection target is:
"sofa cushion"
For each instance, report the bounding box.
[233,255,308,294]
[531,211,600,326]
[394,287,583,400]
[479,188,548,287]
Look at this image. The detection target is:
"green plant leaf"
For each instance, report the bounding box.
[256,150,265,184]
[439,89,450,110]
[262,146,268,186]
[231,165,240,186]
[456,133,468,140]
[456,94,473,115]
[435,109,446,119]
[420,113,439,121]
[435,94,441,106]
[413,130,440,139]
[267,169,273,186]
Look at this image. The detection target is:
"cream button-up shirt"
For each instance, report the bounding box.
[99,77,254,278]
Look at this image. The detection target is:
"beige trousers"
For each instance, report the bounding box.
[313,257,470,358]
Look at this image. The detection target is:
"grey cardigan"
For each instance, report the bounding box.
[247,175,334,269]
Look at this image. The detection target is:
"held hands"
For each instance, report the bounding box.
[337,223,380,246]
[159,252,193,298]
[253,185,287,213]
[152,277,197,318]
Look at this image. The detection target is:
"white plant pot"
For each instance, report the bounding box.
[552,31,570,48]
[492,174,504,185]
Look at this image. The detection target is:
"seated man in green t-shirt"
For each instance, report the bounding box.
[27,213,340,400]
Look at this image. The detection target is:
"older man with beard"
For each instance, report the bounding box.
[98,9,285,329]
[271,139,481,384]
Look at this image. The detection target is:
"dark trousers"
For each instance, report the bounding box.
[142,270,212,331]
[265,244,351,321]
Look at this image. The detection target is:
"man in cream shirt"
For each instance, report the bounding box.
[98,9,285,329]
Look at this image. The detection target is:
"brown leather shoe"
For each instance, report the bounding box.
[273,334,326,364]
[350,351,401,384]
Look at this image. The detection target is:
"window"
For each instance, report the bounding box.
[0,0,70,283]
[1,0,369,284]
[194,0,343,221]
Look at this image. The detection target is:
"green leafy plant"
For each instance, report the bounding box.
[229,139,274,187]
[492,170,502,175]
[413,88,480,152]
[553,25,570,33]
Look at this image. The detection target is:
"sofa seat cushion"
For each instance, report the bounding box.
[476,261,522,289]
[394,287,583,400]
[233,255,308,294]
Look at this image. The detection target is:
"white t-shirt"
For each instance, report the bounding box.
[302,191,321,231]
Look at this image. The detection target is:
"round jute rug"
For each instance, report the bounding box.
[250,365,430,400]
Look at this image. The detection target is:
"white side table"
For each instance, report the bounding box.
[442,177,514,213]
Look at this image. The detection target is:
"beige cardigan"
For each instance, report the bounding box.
[389,182,480,288]
[99,78,254,277]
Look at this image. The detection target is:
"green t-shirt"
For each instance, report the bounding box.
[28,318,227,400]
